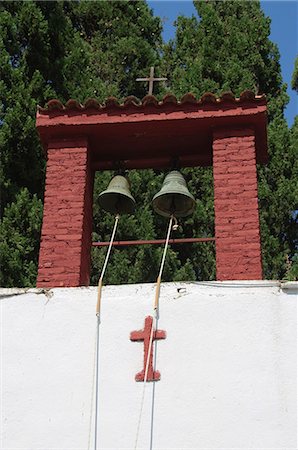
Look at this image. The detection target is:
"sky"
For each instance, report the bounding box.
[147,0,298,126]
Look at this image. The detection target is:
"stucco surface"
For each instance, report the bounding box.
[1,282,297,449]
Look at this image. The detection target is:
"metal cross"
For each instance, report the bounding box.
[136,66,167,96]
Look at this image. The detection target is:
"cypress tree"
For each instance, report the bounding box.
[161,0,297,280]
[0,1,75,286]
[1,1,296,286]
[292,57,298,93]
[0,1,168,287]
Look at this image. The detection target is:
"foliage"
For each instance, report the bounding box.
[0,188,43,287]
[65,0,163,99]
[0,1,69,287]
[0,0,163,287]
[1,0,296,286]
[161,0,297,280]
[292,56,298,93]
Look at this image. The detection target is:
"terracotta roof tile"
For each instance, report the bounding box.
[84,98,102,109]
[239,89,257,101]
[181,93,197,104]
[38,90,266,113]
[105,97,120,108]
[123,95,141,106]
[162,93,178,104]
[220,91,235,102]
[65,99,82,110]
[142,94,159,106]
[46,99,64,111]
[200,92,217,103]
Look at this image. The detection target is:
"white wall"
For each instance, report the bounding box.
[1,281,297,450]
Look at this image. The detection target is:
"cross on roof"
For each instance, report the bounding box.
[136,66,167,96]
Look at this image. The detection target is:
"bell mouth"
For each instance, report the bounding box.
[152,192,196,218]
[98,191,135,215]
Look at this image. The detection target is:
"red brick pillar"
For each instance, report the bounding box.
[37,138,94,287]
[213,128,262,280]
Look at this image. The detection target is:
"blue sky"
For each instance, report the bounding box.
[147,0,298,126]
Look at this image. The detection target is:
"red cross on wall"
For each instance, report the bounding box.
[130,316,166,382]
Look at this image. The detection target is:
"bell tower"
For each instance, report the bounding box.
[36,91,268,287]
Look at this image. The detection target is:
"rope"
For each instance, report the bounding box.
[87,324,98,450]
[94,316,101,450]
[96,214,120,319]
[148,216,176,448]
[149,314,158,450]
[134,216,174,450]
[94,214,120,450]
[158,217,174,280]
[133,317,155,450]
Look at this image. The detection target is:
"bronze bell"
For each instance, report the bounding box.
[98,175,136,215]
[152,170,196,218]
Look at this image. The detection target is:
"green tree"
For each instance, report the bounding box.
[292,56,298,93]
[1,1,70,287]
[161,0,297,280]
[0,188,43,287]
[0,0,166,287]
[65,0,163,99]
[2,0,296,286]
[283,114,298,280]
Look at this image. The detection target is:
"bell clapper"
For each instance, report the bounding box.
[172,215,179,231]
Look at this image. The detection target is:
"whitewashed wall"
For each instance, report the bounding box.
[1,281,297,449]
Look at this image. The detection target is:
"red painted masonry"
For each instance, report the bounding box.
[213,128,263,280]
[37,138,94,287]
[36,93,268,285]
[130,316,166,382]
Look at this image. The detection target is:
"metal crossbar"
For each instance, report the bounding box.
[92,237,215,247]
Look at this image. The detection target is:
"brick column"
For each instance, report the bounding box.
[37,138,94,287]
[213,128,262,280]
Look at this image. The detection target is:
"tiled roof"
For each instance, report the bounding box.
[38,90,266,113]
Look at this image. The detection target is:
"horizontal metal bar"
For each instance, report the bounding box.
[92,237,215,247]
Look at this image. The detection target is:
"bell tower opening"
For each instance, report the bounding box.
[90,166,215,286]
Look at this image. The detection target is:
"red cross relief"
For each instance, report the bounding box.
[130,316,166,382]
